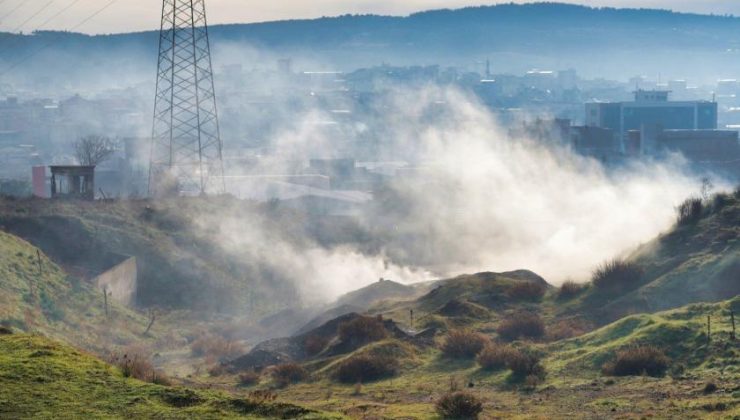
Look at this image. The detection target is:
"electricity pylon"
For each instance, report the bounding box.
[149,0,225,196]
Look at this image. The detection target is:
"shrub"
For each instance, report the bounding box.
[271,363,308,387]
[476,343,518,371]
[238,371,260,387]
[506,348,545,380]
[703,382,718,395]
[441,330,490,359]
[303,334,329,356]
[507,282,546,301]
[591,259,643,291]
[676,197,703,226]
[602,346,670,377]
[336,354,398,383]
[435,391,483,419]
[557,281,586,300]
[107,349,171,385]
[496,312,545,342]
[338,315,387,346]
[190,334,244,362]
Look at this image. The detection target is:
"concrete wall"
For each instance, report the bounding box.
[94,256,137,306]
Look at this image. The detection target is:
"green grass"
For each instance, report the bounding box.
[547,296,740,377]
[0,230,154,353]
[0,333,339,419]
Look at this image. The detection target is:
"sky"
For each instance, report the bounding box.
[0,0,739,34]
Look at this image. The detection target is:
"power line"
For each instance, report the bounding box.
[33,0,83,32]
[0,0,26,23]
[11,0,55,33]
[0,0,120,76]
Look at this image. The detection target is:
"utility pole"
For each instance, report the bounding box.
[149,0,225,196]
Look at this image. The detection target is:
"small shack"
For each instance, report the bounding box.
[50,165,95,200]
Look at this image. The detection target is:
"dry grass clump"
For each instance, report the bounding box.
[591,259,643,291]
[507,282,546,301]
[501,347,546,388]
[441,329,490,359]
[338,315,387,346]
[107,347,171,385]
[602,346,670,377]
[496,312,545,342]
[435,391,483,419]
[476,343,518,371]
[336,354,399,383]
[190,334,244,362]
[557,280,587,300]
[271,363,308,387]
[238,371,260,387]
[676,197,704,226]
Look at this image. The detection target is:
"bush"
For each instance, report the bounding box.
[591,259,643,291]
[506,348,545,380]
[336,354,398,383]
[435,391,483,419]
[107,348,171,385]
[441,330,490,359]
[476,343,518,371]
[496,312,545,342]
[676,197,703,226]
[271,363,308,387]
[557,281,586,300]
[506,282,546,301]
[338,315,387,346]
[602,346,670,377]
[238,371,260,387]
[303,334,329,356]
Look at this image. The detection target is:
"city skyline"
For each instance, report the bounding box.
[1,0,740,35]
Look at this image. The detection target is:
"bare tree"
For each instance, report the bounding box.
[74,135,115,166]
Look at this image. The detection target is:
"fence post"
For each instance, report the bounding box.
[707,315,711,343]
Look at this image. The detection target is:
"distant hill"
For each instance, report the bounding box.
[2,3,740,84]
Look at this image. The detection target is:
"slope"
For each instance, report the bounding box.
[0,333,336,419]
[0,229,149,353]
[574,190,740,323]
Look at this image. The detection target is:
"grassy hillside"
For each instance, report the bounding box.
[224,297,739,419]
[0,230,150,353]
[0,197,303,314]
[571,190,740,324]
[0,333,337,419]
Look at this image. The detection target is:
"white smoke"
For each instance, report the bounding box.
[199,85,703,303]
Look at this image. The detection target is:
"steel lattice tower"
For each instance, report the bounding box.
[149,0,225,196]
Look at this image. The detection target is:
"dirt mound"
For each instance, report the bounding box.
[229,312,413,371]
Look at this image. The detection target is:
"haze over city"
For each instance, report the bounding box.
[0,1,738,418]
